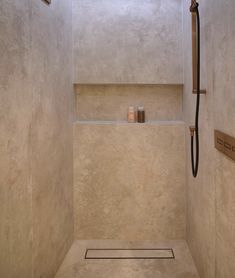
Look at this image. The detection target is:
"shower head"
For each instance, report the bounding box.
[190,0,199,13]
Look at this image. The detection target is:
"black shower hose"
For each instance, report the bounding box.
[191,3,200,178]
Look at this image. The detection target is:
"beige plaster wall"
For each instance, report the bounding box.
[183,1,235,278]
[74,122,186,240]
[73,0,183,84]
[75,84,183,121]
[0,1,32,277]
[31,1,74,278]
[0,1,74,277]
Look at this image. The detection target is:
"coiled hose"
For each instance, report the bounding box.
[190,1,200,178]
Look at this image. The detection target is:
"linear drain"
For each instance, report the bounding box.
[85,248,175,260]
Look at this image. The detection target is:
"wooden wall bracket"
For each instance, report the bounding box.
[192,89,206,94]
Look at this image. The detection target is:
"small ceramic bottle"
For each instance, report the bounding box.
[137,106,145,123]
[127,106,136,123]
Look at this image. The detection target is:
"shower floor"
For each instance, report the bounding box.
[55,240,199,278]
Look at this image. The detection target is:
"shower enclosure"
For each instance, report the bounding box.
[1,0,235,278]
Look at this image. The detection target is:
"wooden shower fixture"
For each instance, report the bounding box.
[191,0,206,95]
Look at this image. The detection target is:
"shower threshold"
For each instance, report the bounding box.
[55,240,200,278]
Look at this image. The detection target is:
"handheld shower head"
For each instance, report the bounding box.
[190,0,199,13]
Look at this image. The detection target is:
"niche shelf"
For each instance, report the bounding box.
[74,84,183,122]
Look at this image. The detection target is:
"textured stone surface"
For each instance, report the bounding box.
[74,122,186,240]
[0,1,32,277]
[55,240,200,278]
[30,1,74,278]
[183,0,235,278]
[183,3,216,277]
[73,0,183,84]
[0,0,74,277]
[75,84,183,121]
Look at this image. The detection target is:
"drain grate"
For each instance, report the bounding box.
[85,248,175,260]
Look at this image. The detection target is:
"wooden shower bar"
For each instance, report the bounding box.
[191,0,206,94]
